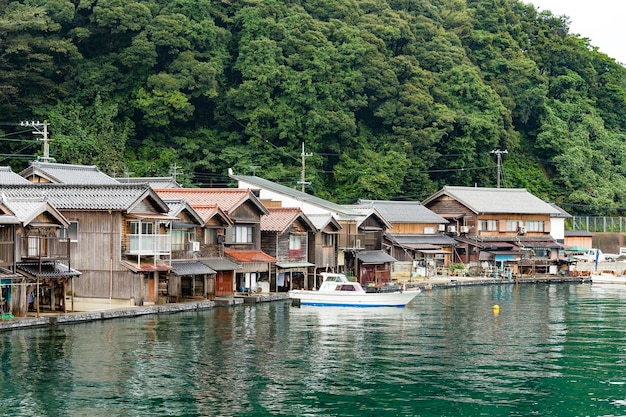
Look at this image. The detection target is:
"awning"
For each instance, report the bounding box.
[17,262,81,278]
[276,262,315,269]
[495,254,516,261]
[171,261,216,276]
[357,250,397,264]
[201,258,241,271]
[120,260,172,273]
[418,249,452,255]
[225,250,277,263]
[0,216,20,225]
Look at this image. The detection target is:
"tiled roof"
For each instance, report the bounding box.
[358,200,448,224]
[423,186,560,215]
[306,213,342,231]
[0,184,155,211]
[20,162,118,184]
[261,207,314,233]
[191,204,233,226]
[17,262,81,278]
[116,176,182,188]
[155,188,268,215]
[229,174,359,216]
[0,166,30,184]
[225,249,277,263]
[162,199,204,225]
[340,205,392,229]
[2,198,67,226]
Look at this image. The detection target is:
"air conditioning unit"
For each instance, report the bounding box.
[460,226,470,234]
[438,224,446,232]
[518,226,527,235]
[447,226,457,233]
[191,241,200,252]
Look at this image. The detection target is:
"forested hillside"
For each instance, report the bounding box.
[2,0,626,214]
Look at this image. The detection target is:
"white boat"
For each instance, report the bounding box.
[590,272,626,285]
[288,272,420,307]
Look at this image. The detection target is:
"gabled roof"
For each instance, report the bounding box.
[155,188,269,216]
[0,167,30,184]
[2,197,68,227]
[306,213,342,232]
[261,207,316,233]
[116,176,182,189]
[225,249,277,263]
[162,199,205,226]
[0,184,169,212]
[229,173,359,216]
[339,205,393,230]
[357,200,448,224]
[422,186,560,215]
[549,203,572,218]
[20,162,118,185]
[190,204,233,227]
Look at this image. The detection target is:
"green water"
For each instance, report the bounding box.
[1,284,626,416]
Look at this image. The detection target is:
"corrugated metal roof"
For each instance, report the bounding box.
[230,174,359,216]
[357,200,448,224]
[0,166,30,184]
[20,162,119,184]
[171,261,216,275]
[306,213,342,231]
[2,198,67,226]
[225,249,277,263]
[0,184,155,210]
[357,250,397,264]
[388,233,457,246]
[201,258,241,271]
[120,260,172,272]
[424,186,560,215]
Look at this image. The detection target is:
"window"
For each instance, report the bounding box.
[232,226,253,243]
[204,228,217,245]
[526,220,545,232]
[60,221,79,242]
[478,220,498,231]
[423,227,435,234]
[505,220,521,232]
[130,221,153,235]
[322,233,334,247]
[289,234,302,250]
[171,230,186,251]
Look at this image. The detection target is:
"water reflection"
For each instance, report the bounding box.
[2,285,626,415]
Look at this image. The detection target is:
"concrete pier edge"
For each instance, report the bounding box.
[0,277,591,332]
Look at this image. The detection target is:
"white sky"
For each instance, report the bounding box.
[524,0,626,65]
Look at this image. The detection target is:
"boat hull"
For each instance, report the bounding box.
[591,275,626,285]
[288,289,420,307]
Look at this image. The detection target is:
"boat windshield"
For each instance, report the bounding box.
[336,284,357,291]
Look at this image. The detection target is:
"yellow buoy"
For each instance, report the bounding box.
[493,304,500,316]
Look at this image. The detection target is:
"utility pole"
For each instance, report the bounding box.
[20,120,53,163]
[298,142,312,193]
[490,149,508,188]
[169,163,182,181]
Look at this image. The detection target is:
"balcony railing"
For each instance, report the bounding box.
[20,236,70,260]
[127,234,171,255]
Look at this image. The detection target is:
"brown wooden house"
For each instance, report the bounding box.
[155,188,275,295]
[422,186,563,276]
[0,196,79,317]
[0,184,176,310]
[260,207,316,291]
